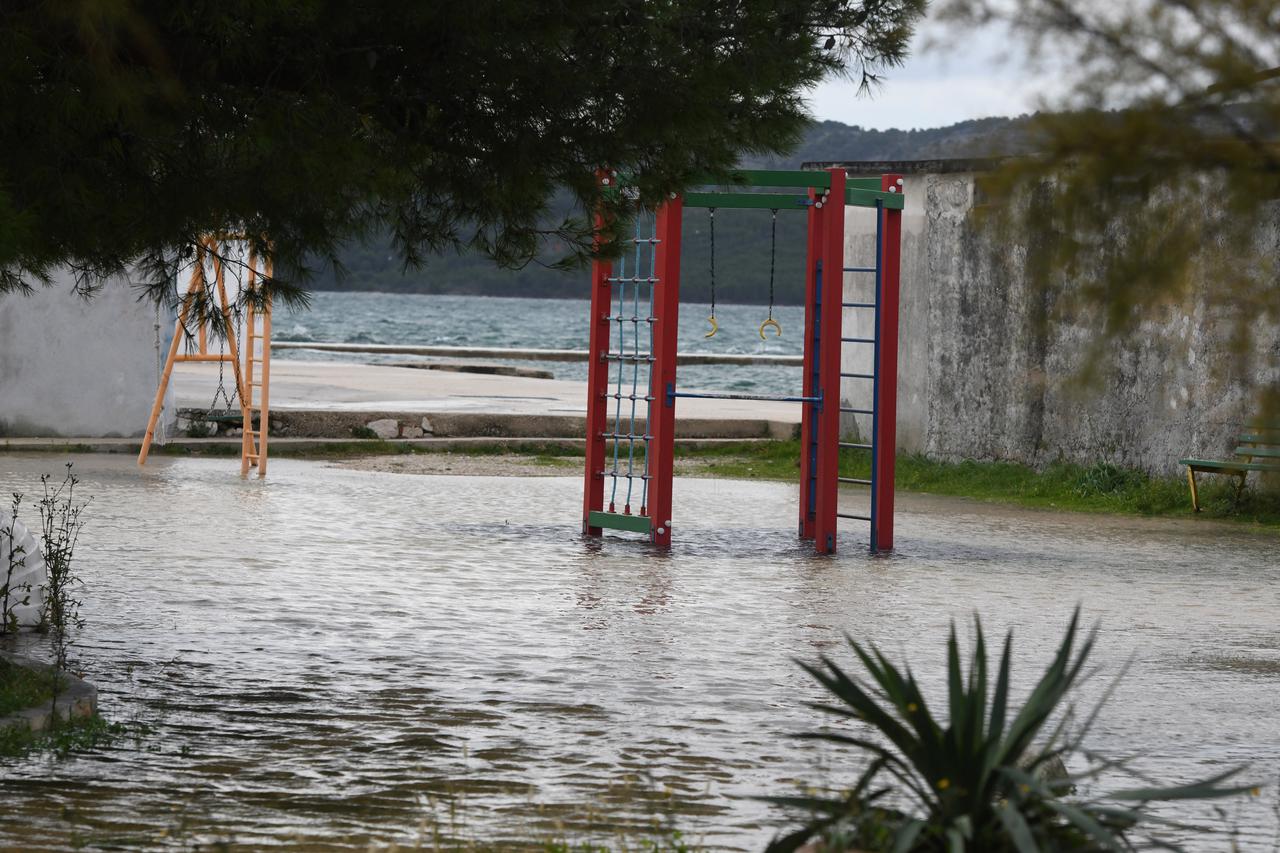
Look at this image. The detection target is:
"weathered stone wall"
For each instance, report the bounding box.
[841,171,1280,475]
[0,273,173,437]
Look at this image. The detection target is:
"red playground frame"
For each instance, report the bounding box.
[582,168,904,554]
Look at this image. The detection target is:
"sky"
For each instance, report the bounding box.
[805,19,1063,131]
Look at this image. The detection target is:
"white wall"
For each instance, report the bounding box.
[840,170,1280,475]
[0,272,174,438]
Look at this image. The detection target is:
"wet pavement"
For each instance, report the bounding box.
[0,454,1277,850]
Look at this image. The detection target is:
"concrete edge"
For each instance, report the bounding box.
[4,410,800,443]
[1,434,793,456]
[0,652,98,734]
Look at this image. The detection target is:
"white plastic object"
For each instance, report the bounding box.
[1,517,47,629]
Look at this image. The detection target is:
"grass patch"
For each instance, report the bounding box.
[0,658,119,759]
[0,658,56,717]
[0,443,99,454]
[277,439,413,458]
[0,712,123,758]
[671,440,1280,529]
[162,439,587,460]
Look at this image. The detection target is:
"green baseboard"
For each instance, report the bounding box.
[587,510,652,534]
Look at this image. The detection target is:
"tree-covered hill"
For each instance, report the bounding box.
[310,115,1025,304]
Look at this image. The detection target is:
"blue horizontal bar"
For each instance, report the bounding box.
[672,391,820,404]
[837,512,872,521]
[843,302,876,308]
[841,407,874,414]
[844,267,877,273]
[841,337,876,344]
[841,372,874,379]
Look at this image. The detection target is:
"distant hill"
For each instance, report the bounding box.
[309,115,1027,304]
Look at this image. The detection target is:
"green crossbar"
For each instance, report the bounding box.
[588,510,652,534]
[683,191,810,211]
[682,188,904,211]
[848,188,905,209]
[688,170,895,192]
[847,177,886,191]
[692,169,831,189]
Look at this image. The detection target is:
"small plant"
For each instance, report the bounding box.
[37,464,90,673]
[351,425,379,439]
[766,609,1254,852]
[1073,462,1143,498]
[1,494,32,634]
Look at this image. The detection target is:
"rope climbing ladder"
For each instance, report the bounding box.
[583,172,682,543]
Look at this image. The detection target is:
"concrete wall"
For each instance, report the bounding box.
[0,273,173,438]
[841,171,1280,475]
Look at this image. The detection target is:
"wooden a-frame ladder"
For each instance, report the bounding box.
[138,237,273,477]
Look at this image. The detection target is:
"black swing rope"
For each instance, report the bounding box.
[759,208,782,339]
[768,209,777,322]
[705,207,718,337]
[705,206,781,340]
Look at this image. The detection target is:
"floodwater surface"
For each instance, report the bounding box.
[1,454,1277,850]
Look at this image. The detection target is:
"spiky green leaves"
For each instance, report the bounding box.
[766,608,1254,852]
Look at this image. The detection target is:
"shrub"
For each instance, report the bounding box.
[1073,462,1144,498]
[766,610,1253,852]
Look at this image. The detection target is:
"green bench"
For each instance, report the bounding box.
[1179,426,1280,511]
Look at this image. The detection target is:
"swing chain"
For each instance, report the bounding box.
[210,311,241,414]
[768,209,777,322]
[206,255,243,416]
[708,207,716,319]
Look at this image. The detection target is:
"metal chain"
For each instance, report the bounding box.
[768,209,777,321]
[207,252,244,415]
[708,207,716,319]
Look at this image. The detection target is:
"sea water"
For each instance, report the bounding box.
[276,292,807,395]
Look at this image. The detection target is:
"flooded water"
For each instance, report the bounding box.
[1,454,1278,850]
[274,292,808,396]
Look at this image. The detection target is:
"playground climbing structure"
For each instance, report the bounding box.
[582,169,904,554]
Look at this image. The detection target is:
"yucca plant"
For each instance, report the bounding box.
[766,609,1254,852]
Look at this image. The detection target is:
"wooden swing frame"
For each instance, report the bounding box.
[138,236,273,478]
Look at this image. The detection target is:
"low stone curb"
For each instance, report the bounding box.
[0,652,97,733]
[189,408,799,441]
[2,434,785,456]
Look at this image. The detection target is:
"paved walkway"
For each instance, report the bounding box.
[172,360,803,425]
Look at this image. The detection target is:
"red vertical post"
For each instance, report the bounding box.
[873,174,903,552]
[798,189,823,540]
[647,196,683,547]
[813,169,846,555]
[582,175,614,535]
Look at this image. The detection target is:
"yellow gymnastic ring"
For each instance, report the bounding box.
[759,317,782,340]
[705,315,718,338]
